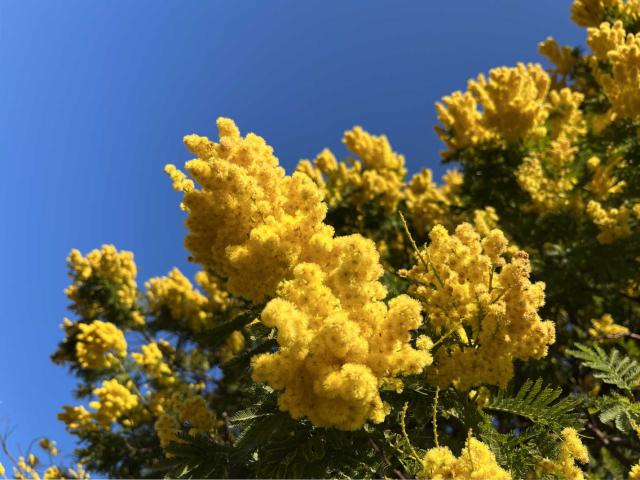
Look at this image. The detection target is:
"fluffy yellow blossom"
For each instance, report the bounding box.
[588,155,627,198]
[154,392,220,448]
[516,135,579,212]
[145,268,212,331]
[547,88,586,140]
[419,436,511,480]
[630,463,640,480]
[401,223,555,390]
[166,118,332,303]
[297,127,407,211]
[65,245,141,323]
[89,379,139,427]
[468,63,550,142]
[132,342,175,384]
[436,63,550,154]
[405,169,463,235]
[252,237,432,430]
[38,439,58,457]
[538,428,589,480]
[58,405,96,433]
[586,200,632,243]
[571,0,622,27]
[194,270,230,312]
[588,21,640,118]
[539,37,577,76]
[589,313,630,338]
[42,467,62,480]
[74,320,127,369]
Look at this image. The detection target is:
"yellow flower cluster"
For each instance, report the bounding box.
[571,0,624,26]
[401,223,555,390]
[436,63,550,154]
[539,37,577,77]
[419,436,511,480]
[145,268,213,331]
[89,379,139,427]
[538,428,589,480]
[586,200,633,243]
[65,245,143,325]
[75,320,127,369]
[59,379,139,431]
[588,313,630,338]
[154,392,220,447]
[132,342,175,384]
[38,438,58,457]
[630,463,640,480]
[166,117,332,303]
[297,126,406,211]
[587,155,627,199]
[588,21,640,118]
[405,169,463,235]
[252,240,432,430]
[516,136,580,213]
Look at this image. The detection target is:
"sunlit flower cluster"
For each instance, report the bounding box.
[65,245,143,325]
[74,320,127,369]
[145,268,213,331]
[401,223,555,389]
[405,169,463,235]
[588,20,640,118]
[419,436,511,480]
[166,117,332,303]
[297,126,407,211]
[132,342,175,384]
[59,379,139,431]
[436,63,550,154]
[538,428,589,480]
[588,313,630,338]
[154,391,221,448]
[252,237,432,430]
[586,199,633,243]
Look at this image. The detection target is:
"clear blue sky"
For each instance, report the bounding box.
[0,0,583,468]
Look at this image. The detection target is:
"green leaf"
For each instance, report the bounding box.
[567,343,640,393]
[485,378,584,430]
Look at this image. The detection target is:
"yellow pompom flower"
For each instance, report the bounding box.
[166,117,332,303]
[43,466,62,480]
[74,320,127,369]
[629,463,640,480]
[38,438,58,457]
[586,199,632,243]
[588,313,630,338]
[401,223,555,390]
[436,63,550,154]
[58,405,96,433]
[588,21,640,118]
[420,436,511,480]
[571,0,623,27]
[145,268,212,331]
[405,169,463,236]
[539,37,577,76]
[65,245,140,323]
[538,428,589,480]
[252,236,432,430]
[132,342,175,384]
[89,379,139,427]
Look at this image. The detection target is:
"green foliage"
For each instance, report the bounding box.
[568,343,640,393]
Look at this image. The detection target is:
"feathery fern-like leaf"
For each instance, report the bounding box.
[484,378,583,430]
[567,343,640,393]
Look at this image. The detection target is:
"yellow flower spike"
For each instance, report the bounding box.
[538,428,589,479]
[89,379,139,427]
[167,117,331,303]
[402,223,555,390]
[75,320,127,369]
[571,0,623,27]
[419,436,511,480]
[588,21,640,118]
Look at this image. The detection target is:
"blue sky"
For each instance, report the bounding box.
[0,0,583,468]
